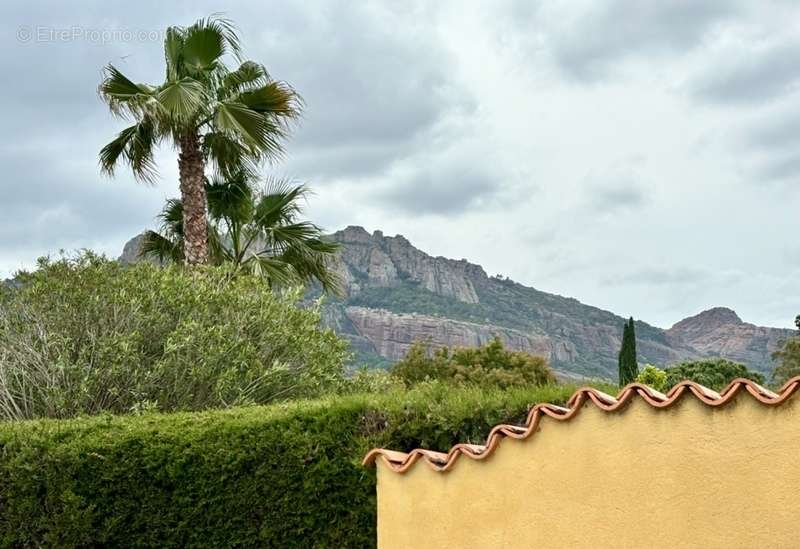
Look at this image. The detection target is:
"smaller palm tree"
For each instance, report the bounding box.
[142,171,341,293]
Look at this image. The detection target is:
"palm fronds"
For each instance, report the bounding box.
[143,171,340,293]
[99,13,303,187]
[143,172,341,293]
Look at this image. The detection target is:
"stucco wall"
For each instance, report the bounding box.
[376,392,800,548]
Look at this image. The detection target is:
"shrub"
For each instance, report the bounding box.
[772,337,800,385]
[635,364,668,391]
[662,358,764,392]
[0,382,594,548]
[343,367,405,394]
[391,337,555,388]
[0,253,349,419]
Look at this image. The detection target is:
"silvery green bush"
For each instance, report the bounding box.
[0,252,349,419]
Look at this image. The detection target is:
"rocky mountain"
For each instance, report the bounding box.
[119,226,794,379]
[666,308,790,368]
[319,226,792,379]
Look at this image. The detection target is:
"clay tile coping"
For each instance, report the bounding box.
[363,376,800,474]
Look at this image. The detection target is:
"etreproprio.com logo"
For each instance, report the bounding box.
[17,25,164,44]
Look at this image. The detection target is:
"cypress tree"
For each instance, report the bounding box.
[627,317,638,381]
[618,317,639,385]
[618,322,629,385]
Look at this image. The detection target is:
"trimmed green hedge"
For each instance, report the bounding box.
[0,382,597,548]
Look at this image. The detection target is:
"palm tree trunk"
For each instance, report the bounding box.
[178,133,209,265]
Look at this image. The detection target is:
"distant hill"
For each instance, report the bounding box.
[121,226,793,380]
[320,227,791,379]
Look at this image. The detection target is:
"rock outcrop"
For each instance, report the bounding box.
[344,306,556,361]
[118,232,161,266]
[329,226,482,304]
[667,308,792,370]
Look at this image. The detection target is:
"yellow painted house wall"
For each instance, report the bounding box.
[377,393,800,548]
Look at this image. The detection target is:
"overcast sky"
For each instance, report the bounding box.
[1,0,798,329]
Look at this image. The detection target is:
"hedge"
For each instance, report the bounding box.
[0,382,597,548]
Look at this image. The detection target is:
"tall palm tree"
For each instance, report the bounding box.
[98,15,301,265]
[141,171,341,293]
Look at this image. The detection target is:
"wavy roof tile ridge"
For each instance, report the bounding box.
[363,376,800,474]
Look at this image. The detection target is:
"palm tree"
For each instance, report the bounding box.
[98,15,301,265]
[141,171,341,293]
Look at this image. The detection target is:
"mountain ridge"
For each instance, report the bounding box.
[322,226,790,378]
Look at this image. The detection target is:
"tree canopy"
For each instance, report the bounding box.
[391,337,555,389]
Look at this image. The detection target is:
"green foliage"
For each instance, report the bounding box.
[772,337,800,385]
[348,283,487,323]
[663,358,764,392]
[99,16,301,184]
[391,337,555,389]
[0,382,595,548]
[617,317,638,385]
[0,253,349,420]
[342,367,405,394]
[635,364,668,392]
[143,172,341,292]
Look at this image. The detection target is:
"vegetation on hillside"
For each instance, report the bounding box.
[0,253,348,419]
[343,278,667,378]
[143,170,340,292]
[99,16,301,264]
[391,337,555,388]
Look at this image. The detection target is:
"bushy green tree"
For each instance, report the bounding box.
[618,317,638,385]
[99,16,302,264]
[663,358,764,392]
[772,340,800,385]
[142,170,340,292]
[635,364,668,392]
[0,253,349,419]
[391,337,555,389]
[772,316,800,385]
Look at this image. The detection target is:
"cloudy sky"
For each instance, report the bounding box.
[1,0,798,329]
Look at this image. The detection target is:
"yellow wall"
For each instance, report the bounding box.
[377,393,800,548]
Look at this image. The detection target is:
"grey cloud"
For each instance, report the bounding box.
[372,167,499,215]
[0,148,161,255]
[285,141,415,180]
[590,183,646,210]
[746,108,800,150]
[752,151,800,183]
[546,0,737,81]
[604,267,748,289]
[604,267,709,287]
[736,107,800,182]
[250,2,468,179]
[583,168,647,213]
[689,40,800,104]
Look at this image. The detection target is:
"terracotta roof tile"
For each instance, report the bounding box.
[363,376,800,474]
